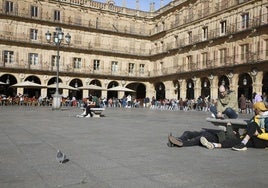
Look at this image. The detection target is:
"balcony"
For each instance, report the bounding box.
[148,50,267,77]
[0,29,150,57]
[0,0,151,37]
[152,13,268,55]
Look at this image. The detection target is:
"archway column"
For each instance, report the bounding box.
[17,88,23,96]
[102,90,108,99]
[194,78,201,99]
[82,90,88,98]
[41,88,47,97]
[180,79,187,100]
[210,76,219,100]
[62,89,69,98]
[146,82,156,99]
[252,72,263,94]
[229,74,238,92]
[118,91,125,99]
[164,80,174,99]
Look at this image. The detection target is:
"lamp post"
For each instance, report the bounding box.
[45,27,71,110]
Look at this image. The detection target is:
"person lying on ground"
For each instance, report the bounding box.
[167,122,239,148]
[200,122,241,149]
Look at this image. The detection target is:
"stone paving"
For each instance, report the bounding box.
[0,106,267,188]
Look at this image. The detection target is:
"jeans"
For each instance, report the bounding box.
[177,131,218,147]
[220,138,241,148]
[210,106,238,119]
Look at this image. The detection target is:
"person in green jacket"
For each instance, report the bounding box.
[210,85,238,119]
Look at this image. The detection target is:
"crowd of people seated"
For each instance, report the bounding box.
[0,94,40,106]
[149,96,213,112]
[0,92,266,115]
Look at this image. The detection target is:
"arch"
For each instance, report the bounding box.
[218,75,229,88]
[69,78,83,99]
[238,73,252,100]
[0,74,17,97]
[88,79,102,98]
[90,79,102,86]
[262,72,268,95]
[201,77,210,98]
[127,82,145,99]
[25,75,41,84]
[155,82,165,100]
[107,81,119,99]
[23,75,42,97]
[186,79,194,99]
[47,77,63,98]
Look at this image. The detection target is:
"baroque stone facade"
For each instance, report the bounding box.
[0,0,267,101]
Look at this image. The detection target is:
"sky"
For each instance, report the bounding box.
[95,0,172,11]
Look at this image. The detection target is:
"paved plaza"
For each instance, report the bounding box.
[0,106,267,188]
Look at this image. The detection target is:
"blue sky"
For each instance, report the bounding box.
[95,0,172,11]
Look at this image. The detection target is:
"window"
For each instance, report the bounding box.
[220,21,226,36]
[128,63,134,74]
[54,10,60,21]
[3,50,14,64]
[188,31,192,44]
[29,53,38,65]
[51,55,59,67]
[31,6,38,17]
[73,58,81,69]
[202,27,208,41]
[202,53,208,67]
[139,64,145,74]
[241,44,249,61]
[219,49,227,64]
[111,61,118,72]
[175,14,180,26]
[93,59,100,70]
[5,1,13,13]
[241,13,249,29]
[187,55,192,69]
[30,29,38,40]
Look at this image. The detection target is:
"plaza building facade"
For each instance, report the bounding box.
[0,0,267,102]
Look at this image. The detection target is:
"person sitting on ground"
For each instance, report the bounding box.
[231,101,268,151]
[210,85,238,119]
[202,100,268,150]
[167,122,239,148]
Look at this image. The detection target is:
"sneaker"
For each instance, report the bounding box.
[85,114,92,118]
[211,113,216,118]
[232,143,247,151]
[76,114,84,118]
[81,111,86,116]
[168,135,183,147]
[200,136,214,149]
[167,133,174,147]
[167,140,174,147]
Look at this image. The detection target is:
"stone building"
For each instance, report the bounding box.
[0,0,267,103]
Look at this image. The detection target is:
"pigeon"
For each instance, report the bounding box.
[56,150,67,164]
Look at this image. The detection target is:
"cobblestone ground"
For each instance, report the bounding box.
[0,106,267,188]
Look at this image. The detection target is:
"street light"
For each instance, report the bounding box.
[45,27,71,110]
